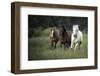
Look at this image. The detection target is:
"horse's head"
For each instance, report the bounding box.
[59,26,66,36]
[73,25,79,38]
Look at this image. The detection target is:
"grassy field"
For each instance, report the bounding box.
[28,28,88,60]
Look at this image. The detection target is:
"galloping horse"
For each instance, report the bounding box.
[49,27,59,48]
[70,25,83,50]
[59,26,71,49]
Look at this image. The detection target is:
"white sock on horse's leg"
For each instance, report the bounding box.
[74,43,78,50]
[70,41,73,49]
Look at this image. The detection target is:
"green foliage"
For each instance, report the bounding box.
[28,15,88,38]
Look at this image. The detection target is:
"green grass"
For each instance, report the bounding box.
[28,32,88,60]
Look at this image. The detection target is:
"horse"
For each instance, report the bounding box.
[59,26,72,49]
[49,27,59,48]
[70,25,83,50]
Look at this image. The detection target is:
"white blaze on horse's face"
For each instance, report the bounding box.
[51,30,54,37]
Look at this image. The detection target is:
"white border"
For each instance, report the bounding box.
[20,7,95,70]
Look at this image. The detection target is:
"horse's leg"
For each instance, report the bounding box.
[64,43,66,49]
[51,41,53,48]
[74,43,79,50]
[53,42,55,49]
[70,41,74,49]
[78,41,82,50]
[60,41,62,48]
[66,42,70,48]
[54,42,57,48]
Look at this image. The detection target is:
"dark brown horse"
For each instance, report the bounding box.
[59,26,72,49]
[49,28,59,48]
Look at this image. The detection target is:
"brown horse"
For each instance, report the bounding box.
[49,28,59,48]
[59,26,72,49]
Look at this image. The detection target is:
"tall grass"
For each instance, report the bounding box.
[28,29,88,60]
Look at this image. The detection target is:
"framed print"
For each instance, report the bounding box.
[11,2,98,74]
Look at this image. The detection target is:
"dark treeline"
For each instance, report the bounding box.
[28,15,88,37]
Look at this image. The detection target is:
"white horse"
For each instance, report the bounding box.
[70,25,83,50]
